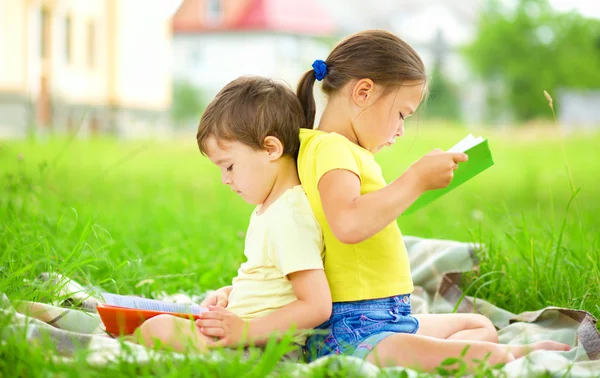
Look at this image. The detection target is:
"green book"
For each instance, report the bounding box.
[403,134,495,215]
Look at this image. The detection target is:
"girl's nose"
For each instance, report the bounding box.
[396,125,404,137]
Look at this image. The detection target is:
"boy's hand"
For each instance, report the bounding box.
[409,149,468,192]
[200,288,229,308]
[196,306,248,347]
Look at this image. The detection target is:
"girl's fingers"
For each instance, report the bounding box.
[451,152,468,162]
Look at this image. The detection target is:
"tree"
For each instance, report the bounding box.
[423,64,462,122]
[171,80,206,128]
[464,0,600,121]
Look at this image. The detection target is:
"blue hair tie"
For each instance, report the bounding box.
[312,60,327,81]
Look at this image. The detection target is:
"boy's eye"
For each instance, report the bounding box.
[399,112,405,120]
[226,164,233,172]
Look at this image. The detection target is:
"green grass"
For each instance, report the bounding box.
[1,125,599,377]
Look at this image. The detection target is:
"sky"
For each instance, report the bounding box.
[548,0,600,19]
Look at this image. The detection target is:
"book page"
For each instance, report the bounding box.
[448,134,484,153]
[102,293,207,315]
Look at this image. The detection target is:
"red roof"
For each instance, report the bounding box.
[173,0,335,35]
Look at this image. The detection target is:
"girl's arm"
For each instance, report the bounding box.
[319,150,468,244]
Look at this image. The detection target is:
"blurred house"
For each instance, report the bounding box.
[0,0,173,138]
[171,0,335,103]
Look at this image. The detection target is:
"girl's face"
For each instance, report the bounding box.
[351,81,425,153]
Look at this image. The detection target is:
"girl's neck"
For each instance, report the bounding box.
[317,95,359,146]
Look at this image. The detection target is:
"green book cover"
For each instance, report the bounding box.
[403,135,495,215]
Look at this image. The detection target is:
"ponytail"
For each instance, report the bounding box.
[296,70,317,129]
[297,31,426,130]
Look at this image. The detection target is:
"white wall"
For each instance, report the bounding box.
[0,0,28,92]
[50,0,109,106]
[114,0,172,110]
[172,32,330,99]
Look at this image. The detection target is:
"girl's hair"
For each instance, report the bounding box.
[296,30,427,129]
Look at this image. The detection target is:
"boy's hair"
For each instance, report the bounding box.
[296,30,427,129]
[197,76,305,157]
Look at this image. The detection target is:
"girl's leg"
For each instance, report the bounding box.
[135,314,213,353]
[414,313,498,342]
[366,332,570,372]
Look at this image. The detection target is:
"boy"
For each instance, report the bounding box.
[137,76,331,352]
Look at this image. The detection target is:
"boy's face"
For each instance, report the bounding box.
[204,136,277,206]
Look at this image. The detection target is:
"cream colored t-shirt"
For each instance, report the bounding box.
[226,185,325,319]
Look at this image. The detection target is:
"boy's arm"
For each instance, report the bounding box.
[246,269,331,345]
[318,151,468,244]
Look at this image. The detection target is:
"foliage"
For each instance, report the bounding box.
[464,0,600,121]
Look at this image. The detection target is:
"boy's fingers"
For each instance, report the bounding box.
[199,311,224,320]
[208,306,230,314]
[215,297,227,307]
[196,319,222,328]
[200,296,216,307]
[199,327,225,337]
[208,338,228,348]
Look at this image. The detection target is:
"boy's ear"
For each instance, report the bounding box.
[263,136,284,160]
[351,79,376,108]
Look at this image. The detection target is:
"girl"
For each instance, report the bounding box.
[295,30,570,372]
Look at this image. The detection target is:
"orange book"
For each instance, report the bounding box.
[96,293,207,335]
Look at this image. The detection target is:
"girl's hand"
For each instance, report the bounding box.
[200,288,230,308]
[196,306,248,347]
[409,149,468,192]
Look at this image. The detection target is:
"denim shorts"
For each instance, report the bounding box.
[304,294,419,362]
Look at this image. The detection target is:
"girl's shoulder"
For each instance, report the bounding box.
[300,129,354,151]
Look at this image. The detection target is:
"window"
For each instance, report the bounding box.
[87,20,96,68]
[206,0,222,23]
[64,14,72,63]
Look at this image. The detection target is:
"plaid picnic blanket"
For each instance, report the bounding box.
[2,236,599,377]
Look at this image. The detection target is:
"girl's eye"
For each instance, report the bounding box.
[399,112,405,120]
[226,164,233,172]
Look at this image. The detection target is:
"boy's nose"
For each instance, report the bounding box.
[221,175,232,185]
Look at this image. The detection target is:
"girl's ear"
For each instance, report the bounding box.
[351,78,376,108]
[263,136,284,161]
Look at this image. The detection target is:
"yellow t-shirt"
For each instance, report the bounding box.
[297,129,413,302]
[226,185,325,319]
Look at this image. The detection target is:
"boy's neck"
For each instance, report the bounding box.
[258,157,300,214]
[317,95,359,145]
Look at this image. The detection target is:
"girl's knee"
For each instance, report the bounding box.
[471,314,498,343]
